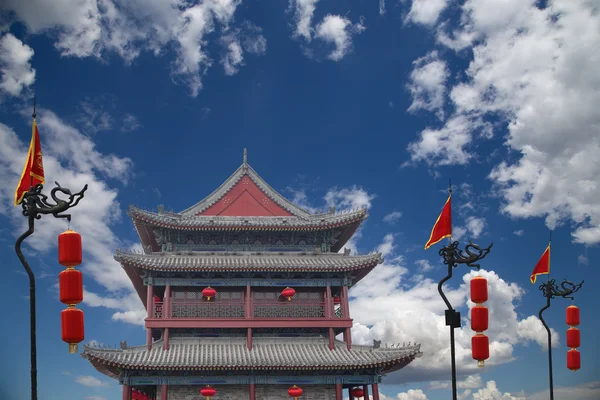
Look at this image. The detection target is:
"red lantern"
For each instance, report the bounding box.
[471,305,488,333]
[202,287,217,301]
[566,305,580,327]
[470,276,488,304]
[567,327,580,349]
[567,348,580,371]
[288,385,303,399]
[200,385,216,399]
[59,268,83,305]
[350,387,364,398]
[58,230,82,267]
[333,296,341,304]
[282,287,296,301]
[61,306,84,354]
[472,333,489,368]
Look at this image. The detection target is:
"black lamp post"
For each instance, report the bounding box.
[15,182,87,400]
[437,240,493,400]
[538,278,583,400]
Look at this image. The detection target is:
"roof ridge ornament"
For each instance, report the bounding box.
[242,148,248,172]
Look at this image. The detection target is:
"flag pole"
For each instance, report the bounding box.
[14,98,89,400]
[535,231,583,400]
[430,179,493,400]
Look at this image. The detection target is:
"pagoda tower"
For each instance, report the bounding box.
[83,151,422,400]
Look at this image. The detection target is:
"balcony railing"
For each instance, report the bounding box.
[154,301,163,319]
[253,302,326,318]
[169,301,245,318]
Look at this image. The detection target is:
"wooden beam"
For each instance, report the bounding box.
[146,318,353,329]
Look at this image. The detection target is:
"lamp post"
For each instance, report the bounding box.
[538,278,583,400]
[15,182,88,400]
[437,240,493,400]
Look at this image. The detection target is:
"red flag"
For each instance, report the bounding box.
[14,118,45,206]
[424,193,452,249]
[530,244,550,284]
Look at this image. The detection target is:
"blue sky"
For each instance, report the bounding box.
[0,1,599,399]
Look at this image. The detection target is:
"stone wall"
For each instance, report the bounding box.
[163,384,336,400]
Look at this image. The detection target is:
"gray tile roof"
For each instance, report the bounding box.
[114,250,383,272]
[128,207,367,230]
[82,337,422,371]
[127,163,367,230]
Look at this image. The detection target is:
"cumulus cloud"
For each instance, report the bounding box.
[75,375,110,387]
[384,211,403,223]
[349,235,557,384]
[0,0,265,96]
[315,14,365,61]
[0,110,146,326]
[289,0,365,61]
[0,33,35,98]
[325,185,375,211]
[406,0,450,26]
[407,51,449,120]
[407,1,600,244]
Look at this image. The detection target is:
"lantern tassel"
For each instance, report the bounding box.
[477,360,484,368]
[69,343,78,354]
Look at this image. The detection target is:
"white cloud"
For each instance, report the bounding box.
[121,113,141,132]
[315,14,365,61]
[350,235,557,384]
[408,1,600,244]
[472,381,522,400]
[290,0,319,41]
[75,375,110,387]
[415,259,434,272]
[406,0,449,26]
[0,0,264,96]
[325,185,375,211]
[397,389,429,400]
[0,110,146,327]
[383,211,403,223]
[379,0,386,16]
[221,36,244,75]
[430,374,483,390]
[527,381,600,400]
[85,397,108,400]
[513,230,524,236]
[465,216,485,239]
[578,254,589,265]
[407,51,449,120]
[0,33,35,98]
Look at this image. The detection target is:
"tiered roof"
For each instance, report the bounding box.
[115,250,382,273]
[82,337,422,379]
[128,160,367,252]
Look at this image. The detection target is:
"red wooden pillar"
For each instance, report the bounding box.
[161,384,168,400]
[249,383,256,400]
[335,383,342,400]
[372,383,380,400]
[122,385,131,400]
[363,384,369,399]
[325,283,333,318]
[146,284,154,350]
[328,327,335,350]
[163,328,169,350]
[341,285,350,318]
[164,284,171,319]
[247,328,253,350]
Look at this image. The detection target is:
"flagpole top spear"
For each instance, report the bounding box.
[32,97,36,119]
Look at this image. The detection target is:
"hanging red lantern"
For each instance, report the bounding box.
[200,385,216,399]
[288,385,303,399]
[61,306,84,353]
[471,305,488,333]
[58,230,82,267]
[470,276,488,304]
[59,268,83,305]
[282,287,296,301]
[202,287,217,301]
[333,296,341,304]
[567,348,580,371]
[350,387,364,398]
[566,305,580,327]
[567,327,580,349]
[472,333,489,368]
